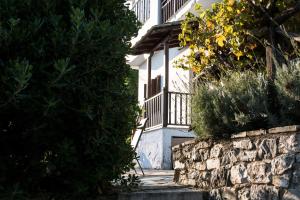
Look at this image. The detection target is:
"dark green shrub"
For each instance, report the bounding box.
[192,60,300,138]
[0,0,138,198]
[276,60,300,124]
[192,71,272,138]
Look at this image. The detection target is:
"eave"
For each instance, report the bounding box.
[130,21,183,55]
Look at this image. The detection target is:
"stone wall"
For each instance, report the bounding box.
[172,125,300,200]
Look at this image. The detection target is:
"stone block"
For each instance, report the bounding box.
[210,144,223,158]
[233,139,253,150]
[188,170,199,179]
[182,139,196,146]
[292,169,300,186]
[172,149,182,161]
[231,131,247,139]
[246,129,267,137]
[220,187,237,200]
[173,169,180,183]
[282,189,300,200]
[192,148,209,162]
[237,150,257,162]
[174,160,185,169]
[209,189,222,200]
[247,162,271,184]
[271,154,295,175]
[172,144,181,151]
[268,125,300,134]
[230,163,249,184]
[238,188,250,200]
[187,179,196,186]
[221,149,239,166]
[206,158,220,170]
[272,173,291,188]
[296,153,300,163]
[197,171,211,189]
[194,140,212,149]
[182,145,193,159]
[250,185,279,200]
[210,167,229,188]
[257,138,278,159]
[195,162,206,171]
[279,134,300,154]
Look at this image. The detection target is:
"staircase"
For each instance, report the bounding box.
[118,170,206,200]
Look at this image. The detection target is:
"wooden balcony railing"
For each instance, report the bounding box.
[144,92,163,128]
[132,0,150,24]
[161,0,190,23]
[143,89,192,129]
[168,91,192,126]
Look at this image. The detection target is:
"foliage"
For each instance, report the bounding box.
[126,69,139,100]
[192,58,300,138]
[192,71,271,138]
[275,59,300,124]
[176,0,300,75]
[0,0,139,198]
[113,174,141,192]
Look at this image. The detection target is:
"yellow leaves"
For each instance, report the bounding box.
[204,49,213,57]
[215,34,226,47]
[192,66,200,73]
[227,6,233,12]
[233,50,243,60]
[175,0,260,75]
[189,44,196,50]
[224,25,233,34]
[227,0,235,6]
[195,3,202,11]
[248,43,257,50]
[205,39,210,45]
[206,20,215,29]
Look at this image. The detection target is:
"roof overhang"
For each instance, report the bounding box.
[130,21,183,55]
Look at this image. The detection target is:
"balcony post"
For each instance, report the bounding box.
[162,40,169,127]
[163,87,168,127]
[147,52,153,98]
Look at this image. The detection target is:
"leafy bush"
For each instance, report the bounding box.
[0,0,138,198]
[276,59,300,124]
[192,71,271,138]
[192,60,300,138]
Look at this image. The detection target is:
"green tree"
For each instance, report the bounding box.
[176,0,300,76]
[0,0,138,198]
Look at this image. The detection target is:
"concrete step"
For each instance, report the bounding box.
[118,188,206,200]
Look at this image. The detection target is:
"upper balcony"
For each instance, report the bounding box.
[129,0,219,53]
[131,0,191,25]
[161,0,191,23]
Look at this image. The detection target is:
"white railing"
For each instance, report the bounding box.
[161,0,191,23]
[132,0,150,24]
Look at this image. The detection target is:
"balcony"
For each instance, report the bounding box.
[161,0,191,23]
[131,0,191,24]
[143,89,192,130]
[132,0,150,24]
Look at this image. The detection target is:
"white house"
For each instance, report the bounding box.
[127,0,219,169]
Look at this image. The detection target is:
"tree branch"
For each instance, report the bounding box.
[251,1,300,38]
[273,1,300,25]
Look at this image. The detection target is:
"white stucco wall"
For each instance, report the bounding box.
[136,129,164,169]
[136,128,195,169]
[138,47,191,104]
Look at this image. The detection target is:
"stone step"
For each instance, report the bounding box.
[118,188,206,200]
